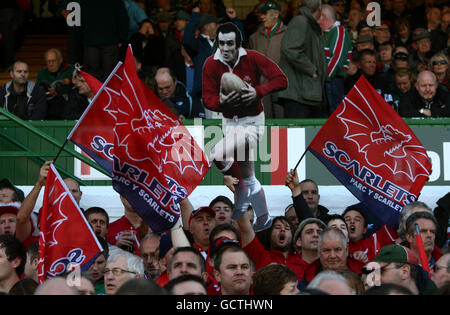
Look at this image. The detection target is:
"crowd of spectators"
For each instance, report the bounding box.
[0,0,449,120]
[0,0,449,297]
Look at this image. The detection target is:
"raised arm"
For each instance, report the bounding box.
[16,161,52,241]
[286,169,314,222]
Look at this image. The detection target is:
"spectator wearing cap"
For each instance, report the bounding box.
[186,206,216,257]
[356,20,373,38]
[363,244,436,295]
[399,70,450,117]
[248,0,287,118]
[284,204,299,229]
[164,10,193,86]
[410,28,433,74]
[318,4,353,114]
[355,35,374,52]
[182,6,243,118]
[0,234,27,294]
[405,211,440,269]
[253,263,299,295]
[291,218,326,283]
[0,178,24,203]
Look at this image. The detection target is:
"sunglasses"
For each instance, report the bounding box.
[432,60,448,66]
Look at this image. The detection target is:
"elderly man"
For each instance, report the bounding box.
[399,70,450,117]
[103,247,144,295]
[35,48,75,91]
[318,4,352,113]
[248,0,287,118]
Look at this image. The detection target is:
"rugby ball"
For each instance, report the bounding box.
[220,72,248,95]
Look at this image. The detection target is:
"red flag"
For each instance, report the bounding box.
[415,224,431,275]
[38,164,103,283]
[80,70,102,95]
[68,62,124,174]
[308,76,431,228]
[111,45,211,232]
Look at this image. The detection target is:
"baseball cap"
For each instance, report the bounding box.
[198,14,223,30]
[0,202,21,216]
[158,233,173,260]
[209,236,240,258]
[356,35,374,44]
[0,178,25,202]
[412,28,431,42]
[293,218,326,242]
[259,0,281,13]
[189,206,216,226]
[373,244,419,268]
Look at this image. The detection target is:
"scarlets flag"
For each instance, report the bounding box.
[68,62,123,174]
[38,164,103,283]
[111,46,211,232]
[308,76,431,228]
[68,46,211,232]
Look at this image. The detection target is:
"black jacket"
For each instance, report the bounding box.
[434,192,450,249]
[0,81,47,120]
[398,86,450,118]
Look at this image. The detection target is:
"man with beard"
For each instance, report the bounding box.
[140,233,161,280]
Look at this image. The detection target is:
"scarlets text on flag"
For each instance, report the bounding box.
[67,63,123,174]
[308,76,431,228]
[38,164,103,283]
[111,46,211,233]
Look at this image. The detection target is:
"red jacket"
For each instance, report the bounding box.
[202,48,287,118]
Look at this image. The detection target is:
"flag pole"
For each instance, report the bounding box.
[53,138,69,164]
[415,223,431,276]
[293,148,308,171]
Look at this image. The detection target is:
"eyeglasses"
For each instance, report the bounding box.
[432,60,448,66]
[103,268,137,276]
[432,264,447,273]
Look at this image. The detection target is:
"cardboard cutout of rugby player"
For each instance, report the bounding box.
[202,22,288,231]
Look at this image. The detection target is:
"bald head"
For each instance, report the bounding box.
[416,70,438,101]
[63,178,82,205]
[44,48,63,73]
[155,68,177,99]
[35,277,78,295]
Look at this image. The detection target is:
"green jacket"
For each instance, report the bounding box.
[35,63,75,87]
[278,7,327,106]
